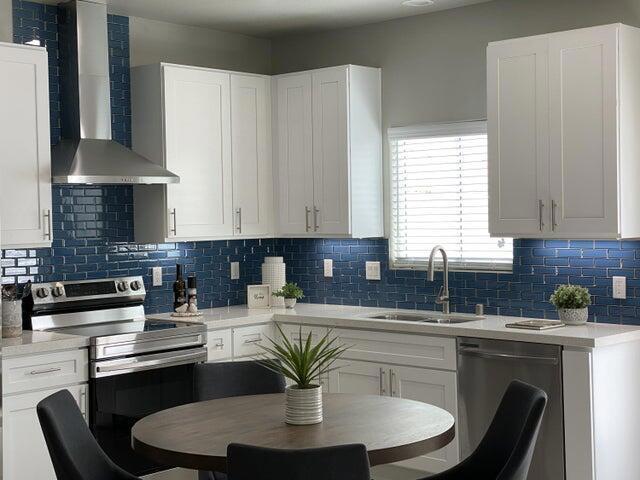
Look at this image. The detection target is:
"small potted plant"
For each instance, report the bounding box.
[273,282,304,309]
[550,284,591,325]
[257,323,349,425]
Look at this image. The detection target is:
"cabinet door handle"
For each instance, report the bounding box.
[305,206,311,232]
[169,208,177,236]
[390,369,397,397]
[80,386,87,418]
[43,209,52,240]
[379,367,387,395]
[313,206,319,232]
[236,207,242,234]
[29,366,61,375]
[538,200,545,232]
[551,200,558,231]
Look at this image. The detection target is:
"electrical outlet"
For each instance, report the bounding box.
[152,267,162,287]
[324,259,333,277]
[230,262,240,280]
[365,261,381,281]
[613,276,626,299]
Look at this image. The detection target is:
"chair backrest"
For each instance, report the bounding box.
[472,380,548,480]
[227,443,371,480]
[36,389,139,480]
[193,361,286,401]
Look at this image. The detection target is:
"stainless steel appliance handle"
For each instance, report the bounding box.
[313,206,319,232]
[458,347,559,365]
[95,349,206,376]
[43,209,52,240]
[30,366,62,375]
[379,367,386,395]
[305,206,311,232]
[169,208,177,236]
[236,207,242,234]
[538,199,545,231]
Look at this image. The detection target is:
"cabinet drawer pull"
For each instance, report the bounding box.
[538,200,545,232]
[244,336,262,344]
[29,366,62,376]
[313,206,319,232]
[169,208,177,235]
[43,209,52,240]
[379,367,386,395]
[80,386,87,417]
[551,200,558,231]
[213,341,225,348]
[305,206,311,232]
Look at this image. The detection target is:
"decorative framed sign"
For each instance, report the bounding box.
[247,284,271,309]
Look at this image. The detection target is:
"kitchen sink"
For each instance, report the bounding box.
[366,312,484,323]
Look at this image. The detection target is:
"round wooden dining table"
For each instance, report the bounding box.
[131,393,455,472]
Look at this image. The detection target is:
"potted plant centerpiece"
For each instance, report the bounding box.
[273,282,304,309]
[550,284,591,325]
[257,323,349,425]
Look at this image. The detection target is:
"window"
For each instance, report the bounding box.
[389,121,512,272]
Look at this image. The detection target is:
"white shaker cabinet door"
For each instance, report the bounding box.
[163,66,233,239]
[0,44,52,248]
[389,365,459,474]
[231,74,272,237]
[3,384,88,480]
[328,360,387,396]
[548,25,619,237]
[276,73,314,235]
[487,37,550,237]
[312,67,350,236]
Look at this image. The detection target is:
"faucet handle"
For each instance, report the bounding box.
[436,285,449,303]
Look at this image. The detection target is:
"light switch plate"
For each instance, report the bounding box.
[613,276,626,299]
[152,267,162,287]
[230,262,240,280]
[324,259,333,277]
[366,261,381,281]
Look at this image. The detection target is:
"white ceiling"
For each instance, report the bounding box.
[101,0,495,38]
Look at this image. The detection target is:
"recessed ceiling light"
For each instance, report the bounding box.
[401,0,435,6]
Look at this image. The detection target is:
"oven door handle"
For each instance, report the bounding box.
[93,348,207,378]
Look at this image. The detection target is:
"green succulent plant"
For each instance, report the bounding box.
[256,323,349,389]
[550,284,591,309]
[272,282,304,299]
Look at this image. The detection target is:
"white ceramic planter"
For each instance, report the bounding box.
[558,307,588,325]
[285,384,323,425]
[284,298,297,309]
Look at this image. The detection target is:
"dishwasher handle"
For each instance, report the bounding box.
[458,347,559,365]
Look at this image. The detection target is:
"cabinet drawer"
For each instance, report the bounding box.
[334,328,456,371]
[3,349,89,395]
[233,323,274,358]
[207,329,233,362]
[279,323,329,346]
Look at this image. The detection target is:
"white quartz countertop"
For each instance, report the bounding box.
[148,303,640,348]
[1,330,90,357]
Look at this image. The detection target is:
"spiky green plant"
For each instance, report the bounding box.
[550,284,591,309]
[256,323,350,389]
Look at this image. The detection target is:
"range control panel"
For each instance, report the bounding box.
[30,276,146,304]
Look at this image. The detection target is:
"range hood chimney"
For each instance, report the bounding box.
[52,0,179,185]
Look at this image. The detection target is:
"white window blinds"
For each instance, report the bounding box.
[389,121,513,272]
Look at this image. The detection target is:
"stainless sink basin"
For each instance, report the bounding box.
[366,312,484,324]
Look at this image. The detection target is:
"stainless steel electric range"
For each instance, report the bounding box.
[26,276,207,476]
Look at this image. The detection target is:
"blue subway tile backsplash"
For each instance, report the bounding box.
[4,1,640,322]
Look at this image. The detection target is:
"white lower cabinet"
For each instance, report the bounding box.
[3,383,88,480]
[279,323,330,391]
[206,328,233,362]
[232,323,274,359]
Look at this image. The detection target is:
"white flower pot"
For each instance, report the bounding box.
[558,307,588,325]
[285,384,322,425]
[284,298,297,309]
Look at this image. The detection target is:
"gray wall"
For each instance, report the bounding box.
[0,0,12,43]
[129,16,271,74]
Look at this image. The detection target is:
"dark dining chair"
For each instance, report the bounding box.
[194,361,286,480]
[37,389,140,480]
[421,380,547,480]
[227,443,371,480]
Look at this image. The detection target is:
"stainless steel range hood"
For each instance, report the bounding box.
[52,0,178,185]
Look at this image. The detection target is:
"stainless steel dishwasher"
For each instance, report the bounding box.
[457,337,564,480]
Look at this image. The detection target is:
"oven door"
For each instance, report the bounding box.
[90,347,207,476]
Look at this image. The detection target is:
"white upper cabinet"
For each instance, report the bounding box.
[0,43,52,248]
[274,65,383,238]
[488,24,640,239]
[131,63,273,242]
[231,74,273,237]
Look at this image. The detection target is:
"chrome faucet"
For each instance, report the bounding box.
[427,245,450,314]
